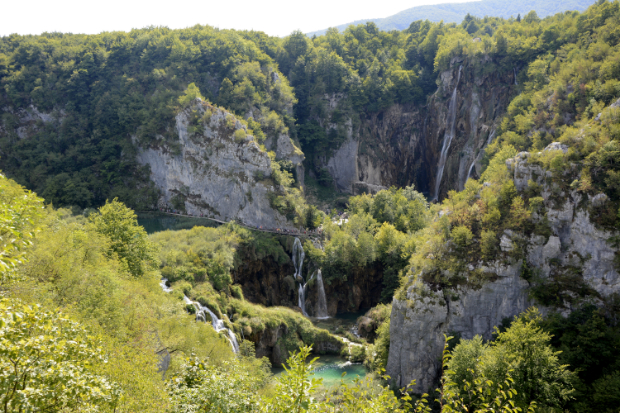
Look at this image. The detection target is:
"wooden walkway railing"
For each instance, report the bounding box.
[139,211,323,239]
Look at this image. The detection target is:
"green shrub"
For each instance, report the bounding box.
[234,128,247,142]
[230,284,244,300]
[480,230,497,261]
[451,225,474,250]
[349,345,366,362]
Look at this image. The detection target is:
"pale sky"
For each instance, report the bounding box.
[1,0,476,38]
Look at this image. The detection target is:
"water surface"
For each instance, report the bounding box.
[273,354,367,388]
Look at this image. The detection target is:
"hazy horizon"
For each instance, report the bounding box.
[2,0,477,38]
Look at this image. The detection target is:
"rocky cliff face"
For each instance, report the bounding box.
[316,57,515,198]
[386,144,620,393]
[135,99,301,229]
[233,240,383,316]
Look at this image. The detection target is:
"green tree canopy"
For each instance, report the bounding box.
[89,198,158,277]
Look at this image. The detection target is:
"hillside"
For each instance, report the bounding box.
[2,1,620,411]
[307,0,596,36]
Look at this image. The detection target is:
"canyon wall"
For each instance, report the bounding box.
[386,144,620,393]
[135,99,302,229]
[315,57,516,199]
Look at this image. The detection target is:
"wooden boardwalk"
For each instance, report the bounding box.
[142,211,322,239]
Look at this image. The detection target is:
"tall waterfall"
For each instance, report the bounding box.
[297,271,317,317]
[433,65,462,201]
[315,270,329,319]
[183,296,240,353]
[513,67,518,85]
[466,130,496,185]
[292,237,327,317]
[466,161,476,182]
[292,238,304,284]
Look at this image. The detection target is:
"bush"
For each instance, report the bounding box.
[349,345,366,362]
[480,230,497,260]
[185,304,196,315]
[234,128,247,142]
[230,284,244,300]
[451,225,474,250]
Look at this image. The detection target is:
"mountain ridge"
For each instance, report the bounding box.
[307,0,596,36]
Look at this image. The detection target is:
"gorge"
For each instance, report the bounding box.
[2,1,620,411]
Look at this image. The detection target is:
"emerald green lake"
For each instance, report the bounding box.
[272,354,367,388]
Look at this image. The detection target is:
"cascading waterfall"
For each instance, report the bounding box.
[433,65,462,201]
[297,271,317,317]
[292,238,305,284]
[513,67,518,85]
[486,129,496,146]
[466,161,476,182]
[466,130,496,185]
[183,295,240,353]
[315,270,329,319]
[160,278,173,293]
[292,237,327,317]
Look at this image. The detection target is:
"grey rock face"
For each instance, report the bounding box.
[2,105,63,140]
[136,100,295,229]
[327,138,359,192]
[315,59,514,197]
[387,262,529,393]
[387,149,620,393]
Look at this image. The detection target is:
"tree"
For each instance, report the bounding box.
[0,174,43,283]
[167,356,261,412]
[0,298,120,412]
[448,308,576,411]
[178,82,205,107]
[89,198,158,277]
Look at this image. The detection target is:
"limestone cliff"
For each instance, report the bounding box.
[135,99,301,229]
[314,57,515,198]
[233,238,383,316]
[386,144,620,393]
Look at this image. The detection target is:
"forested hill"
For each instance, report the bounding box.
[307,0,596,36]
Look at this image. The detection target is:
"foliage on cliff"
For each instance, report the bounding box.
[150,225,342,361]
[399,0,620,295]
[0,25,294,209]
[390,2,620,410]
[0,174,239,411]
[304,185,429,302]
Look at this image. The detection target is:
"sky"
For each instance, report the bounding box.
[1,0,477,38]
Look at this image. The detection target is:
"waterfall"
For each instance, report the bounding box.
[433,65,462,202]
[160,278,172,293]
[183,295,239,353]
[315,270,329,319]
[297,270,316,317]
[465,129,496,185]
[292,238,304,283]
[292,237,327,317]
[486,129,496,146]
[513,67,518,85]
[466,161,476,182]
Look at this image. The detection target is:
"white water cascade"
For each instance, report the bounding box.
[183,296,240,353]
[466,161,476,182]
[315,270,329,319]
[513,67,518,85]
[465,130,496,185]
[292,238,328,317]
[160,278,173,293]
[433,65,462,201]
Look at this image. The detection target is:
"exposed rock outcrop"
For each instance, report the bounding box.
[313,58,515,198]
[135,99,299,229]
[233,240,383,316]
[386,144,620,393]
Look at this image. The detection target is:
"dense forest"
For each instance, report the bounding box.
[2,0,620,411]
